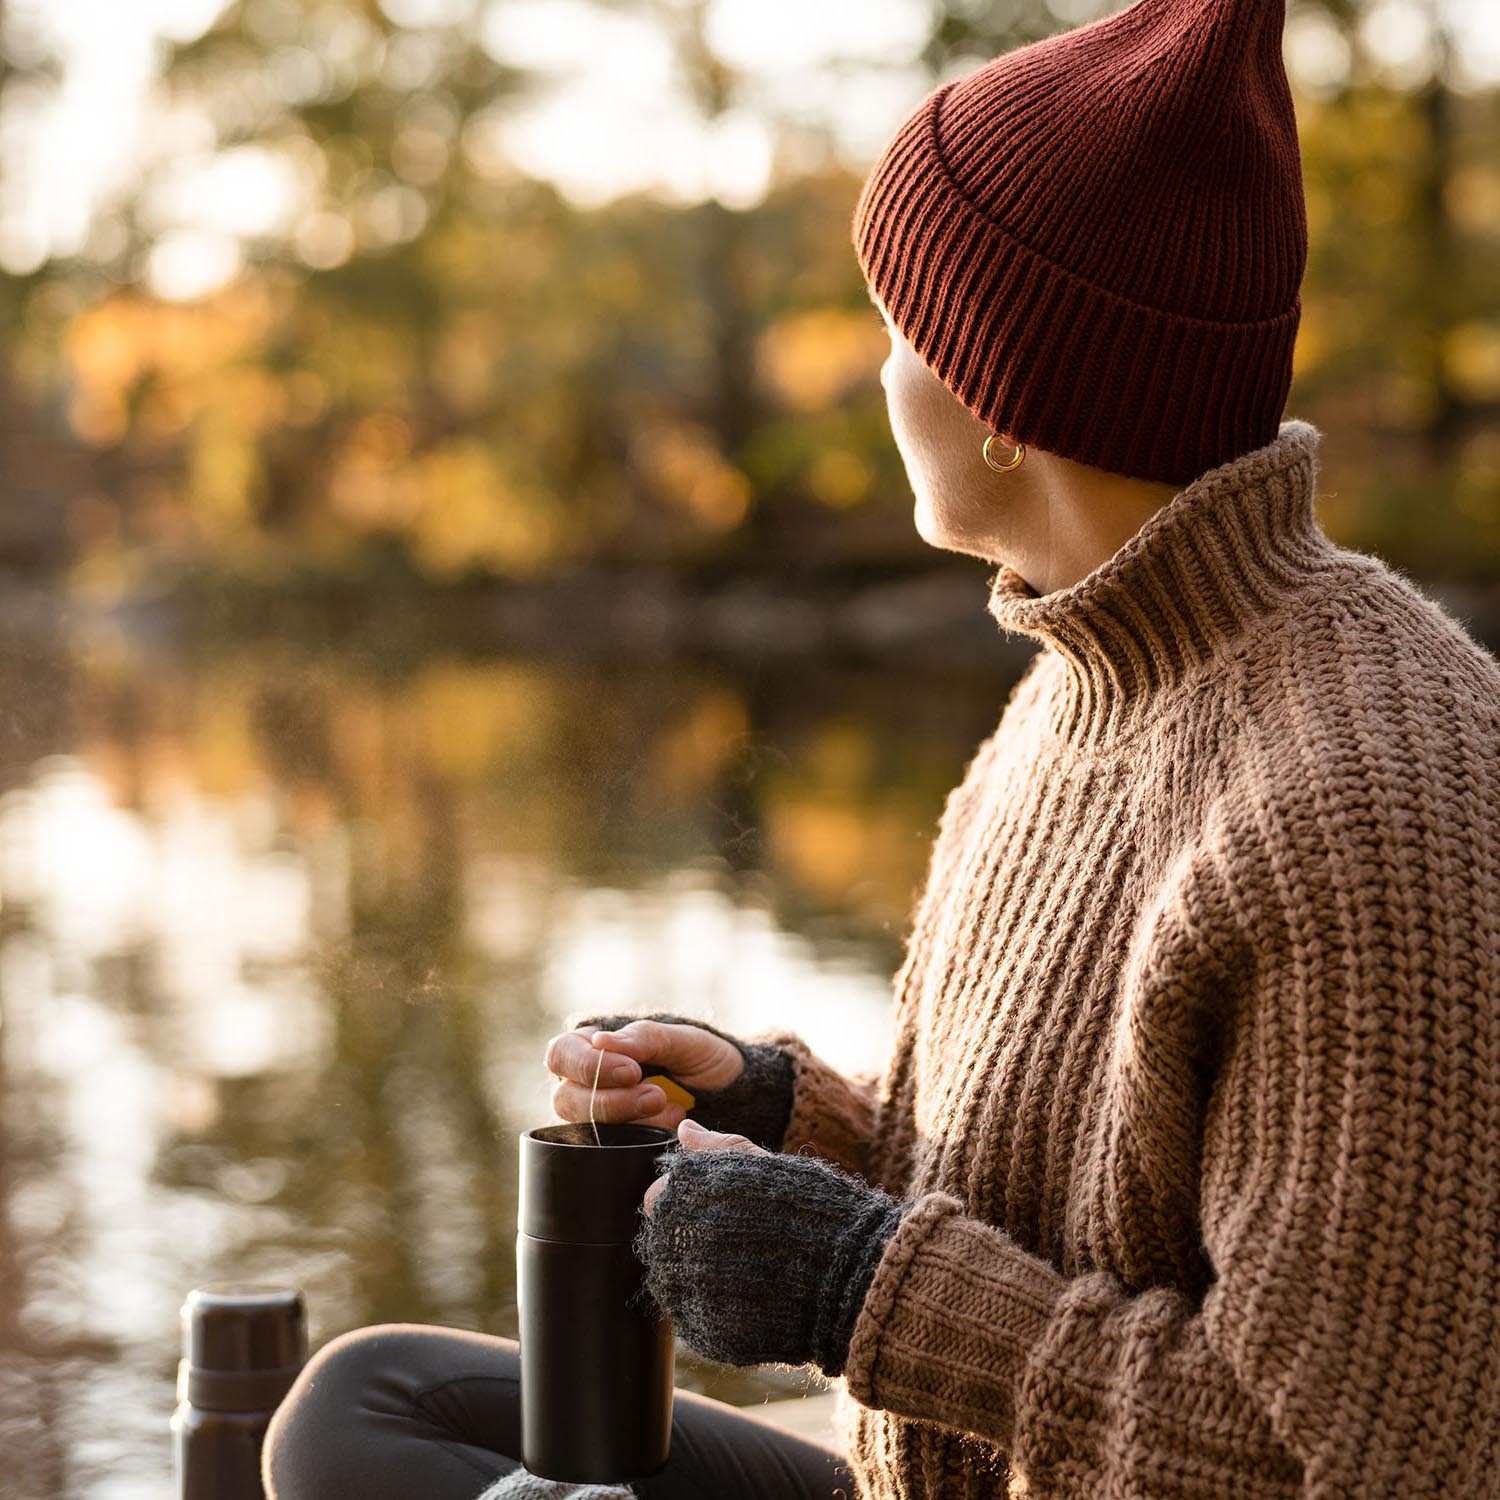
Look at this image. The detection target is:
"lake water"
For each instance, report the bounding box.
[0,611,1025,1499]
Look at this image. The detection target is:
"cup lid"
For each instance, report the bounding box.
[181,1284,307,1374]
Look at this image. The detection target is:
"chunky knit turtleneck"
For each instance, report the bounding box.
[983,417,1339,750]
[747,417,1500,1500]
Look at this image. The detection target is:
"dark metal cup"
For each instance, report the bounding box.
[517,1121,678,1483]
[171,1283,307,1500]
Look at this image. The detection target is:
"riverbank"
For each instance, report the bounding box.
[38,564,1043,675]
[8,564,1500,667]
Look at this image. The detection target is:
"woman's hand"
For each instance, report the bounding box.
[632,1121,915,1377]
[643,1118,763,1218]
[544,1017,745,1132]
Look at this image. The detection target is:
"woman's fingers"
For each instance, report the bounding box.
[635,1101,688,1131]
[586,1019,711,1066]
[580,1019,742,1091]
[550,1076,668,1125]
[544,1029,642,1088]
[544,1026,691,1128]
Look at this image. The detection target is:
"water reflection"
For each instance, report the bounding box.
[0,624,1022,1499]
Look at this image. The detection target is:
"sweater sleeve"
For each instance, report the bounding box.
[759,1030,883,1183]
[840,761,1500,1498]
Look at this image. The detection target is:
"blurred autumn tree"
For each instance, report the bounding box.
[0,0,1495,602]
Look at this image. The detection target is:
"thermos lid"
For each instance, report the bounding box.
[178,1283,308,1413]
[519,1123,678,1243]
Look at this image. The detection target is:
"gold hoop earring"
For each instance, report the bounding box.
[983,433,1026,472]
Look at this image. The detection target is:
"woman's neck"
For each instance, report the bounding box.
[991,452,1183,598]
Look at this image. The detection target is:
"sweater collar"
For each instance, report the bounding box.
[985,418,1339,751]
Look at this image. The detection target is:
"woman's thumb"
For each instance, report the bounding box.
[590,1019,656,1054]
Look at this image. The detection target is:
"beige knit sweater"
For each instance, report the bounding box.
[759,418,1500,1500]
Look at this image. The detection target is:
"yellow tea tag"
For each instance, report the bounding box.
[641,1072,696,1111]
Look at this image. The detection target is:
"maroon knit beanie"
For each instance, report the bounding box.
[853,0,1307,485]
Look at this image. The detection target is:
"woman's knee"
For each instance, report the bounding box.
[262,1324,439,1498]
[283,1323,419,1410]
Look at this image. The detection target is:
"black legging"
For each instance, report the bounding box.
[261,1323,858,1500]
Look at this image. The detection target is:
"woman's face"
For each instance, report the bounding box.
[871,289,1028,561]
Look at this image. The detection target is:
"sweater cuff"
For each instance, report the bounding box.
[766,1031,878,1180]
[842,1191,1064,1452]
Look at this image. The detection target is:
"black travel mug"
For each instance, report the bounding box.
[171,1283,308,1500]
[517,1121,678,1483]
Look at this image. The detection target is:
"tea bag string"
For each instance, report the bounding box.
[588,1043,605,1147]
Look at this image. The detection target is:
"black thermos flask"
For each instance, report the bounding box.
[517,1121,678,1483]
[171,1283,308,1500]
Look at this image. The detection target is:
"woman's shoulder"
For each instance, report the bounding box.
[1234,548,1500,761]
[1215,552,1500,876]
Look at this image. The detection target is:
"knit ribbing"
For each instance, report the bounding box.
[776,413,1500,1499]
[984,417,1338,750]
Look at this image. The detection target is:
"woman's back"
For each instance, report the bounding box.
[773,418,1500,1499]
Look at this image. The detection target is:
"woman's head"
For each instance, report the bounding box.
[851,0,1305,488]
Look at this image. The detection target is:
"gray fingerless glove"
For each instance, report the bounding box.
[568,1011,795,1153]
[632,1145,914,1377]
[474,1471,634,1500]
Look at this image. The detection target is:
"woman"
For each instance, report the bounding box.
[263,0,1500,1496]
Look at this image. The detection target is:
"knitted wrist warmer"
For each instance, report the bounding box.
[473,1470,634,1500]
[632,1145,913,1377]
[568,1011,796,1152]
